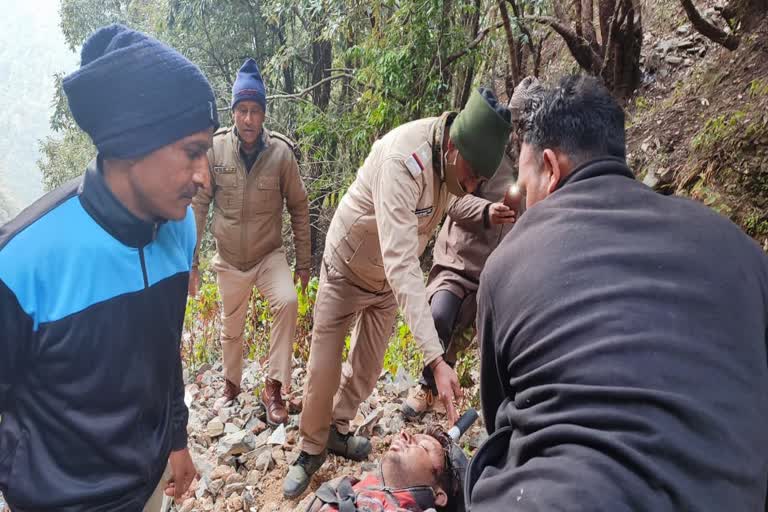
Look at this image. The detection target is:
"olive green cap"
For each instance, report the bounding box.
[449,88,512,179]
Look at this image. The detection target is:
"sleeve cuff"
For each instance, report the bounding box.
[171,426,188,451]
[423,347,446,366]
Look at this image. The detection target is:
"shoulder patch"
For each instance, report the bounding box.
[404,142,432,178]
[270,131,301,162]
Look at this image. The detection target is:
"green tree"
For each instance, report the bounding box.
[40,0,520,264]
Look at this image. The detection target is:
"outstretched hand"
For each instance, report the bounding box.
[431,357,463,424]
[488,202,516,225]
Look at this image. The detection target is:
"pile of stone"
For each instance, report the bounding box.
[175,359,485,511]
[645,24,712,73]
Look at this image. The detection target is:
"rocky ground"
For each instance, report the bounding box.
[175,359,486,511]
[0,360,485,512]
[3,6,763,512]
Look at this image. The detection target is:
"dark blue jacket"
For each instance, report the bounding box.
[0,159,193,511]
[470,158,768,511]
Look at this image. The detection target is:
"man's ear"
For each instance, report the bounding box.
[542,148,561,194]
[434,488,448,507]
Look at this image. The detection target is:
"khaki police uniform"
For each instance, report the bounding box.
[192,127,310,388]
[300,113,455,454]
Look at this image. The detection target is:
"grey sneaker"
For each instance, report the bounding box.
[283,450,327,498]
[327,425,371,461]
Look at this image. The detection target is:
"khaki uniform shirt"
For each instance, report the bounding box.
[192,127,311,271]
[427,154,517,299]
[324,114,456,364]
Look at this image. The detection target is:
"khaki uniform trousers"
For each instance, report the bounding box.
[299,261,398,454]
[213,248,298,388]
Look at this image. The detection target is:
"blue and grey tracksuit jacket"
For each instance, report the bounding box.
[0,159,193,511]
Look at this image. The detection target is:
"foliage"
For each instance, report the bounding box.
[748,79,768,98]
[633,95,650,111]
[294,276,320,362]
[690,111,747,153]
[743,210,768,237]
[182,260,222,369]
[382,319,424,377]
[37,128,94,191]
[685,99,768,243]
[43,0,573,390]
[41,0,540,197]
[183,264,447,383]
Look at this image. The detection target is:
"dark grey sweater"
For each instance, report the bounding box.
[469,158,768,511]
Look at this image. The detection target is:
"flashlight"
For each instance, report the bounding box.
[448,408,479,442]
[503,183,524,216]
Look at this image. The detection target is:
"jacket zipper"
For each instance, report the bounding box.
[138,224,157,289]
[240,162,247,267]
[139,247,149,288]
[239,137,267,268]
[139,224,160,485]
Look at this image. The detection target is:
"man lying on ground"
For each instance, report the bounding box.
[303,426,467,512]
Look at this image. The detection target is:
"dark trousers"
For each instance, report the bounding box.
[421,290,464,392]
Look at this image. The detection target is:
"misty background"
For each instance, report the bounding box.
[0,0,77,223]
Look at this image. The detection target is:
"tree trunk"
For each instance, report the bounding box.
[457,64,475,108]
[341,28,355,104]
[575,0,584,36]
[276,14,295,94]
[728,0,768,31]
[457,0,481,108]
[598,0,617,46]
[508,0,542,71]
[308,28,333,272]
[499,0,521,93]
[680,0,740,50]
[437,0,455,104]
[311,40,332,110]
[603,0,642,98]
[581,0,600,52]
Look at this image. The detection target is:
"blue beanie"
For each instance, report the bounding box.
[231,58,266,112]
[63,24,219,160]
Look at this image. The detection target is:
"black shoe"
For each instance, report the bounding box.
[283,450,327,498]
[327,425,371,461]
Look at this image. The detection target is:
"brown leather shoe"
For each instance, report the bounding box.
[223,379,240,402]
[288,397,303,415]
[260,378,288,426]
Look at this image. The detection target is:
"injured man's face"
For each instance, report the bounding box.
[380,430,451,507]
